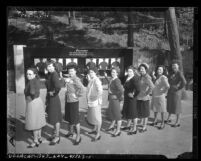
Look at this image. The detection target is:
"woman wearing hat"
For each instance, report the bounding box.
[166,62,186,127]
[24,68,46,148]
[86,67,103,142]
[105,67,124,137]
[137,63,154,133]
[121,66,140,135]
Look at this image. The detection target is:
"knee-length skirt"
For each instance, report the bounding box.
[87,105,102,125]
[122,97,138,119]
[136,100,150,118]
[25,97,46,131]
[167,90,182,114]
[65,101,79,125]
[108,98,122,121]
[46,95,62,125]
[151,96,167,113]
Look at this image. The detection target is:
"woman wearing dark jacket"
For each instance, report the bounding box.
[24,68,46,148]
[45,60,62,145]
[121,66,140,135]
[105,67,124,137]
[166,62,186,127]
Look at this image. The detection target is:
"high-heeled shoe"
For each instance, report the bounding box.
[38,138,43,144]
[140,128,147,133]
[105,127,115,132]
[91,135,101,142]
[158,124,165,130]
[171,124,180,127]
[164,120,171,124]
[121,126,131,131]
[130,130,137,135]
[65,132,73,138]
[74,137,82,145]
[150,122,158,126]
[87,130,97,134]
[27,141,39,148]
[112,131,121,137]
[49,136,60,145]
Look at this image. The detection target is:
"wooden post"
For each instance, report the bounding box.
[166,7,183,72]
[127,11,134,47]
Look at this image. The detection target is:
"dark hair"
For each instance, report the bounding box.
[88,66,98,74]
[27,67,39,79]
[155,65,168,77]
[127,65,135,72]
[67,63,78,71]
[46,60,55,68]
[138,63,149,72]
[111,66,120,75]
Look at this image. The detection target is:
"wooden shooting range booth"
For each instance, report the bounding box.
[22,47,133,87]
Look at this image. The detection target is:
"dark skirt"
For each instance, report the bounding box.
[108,97,122,121]
[137,100,150,118]
[65,101,79,125]
[46,95,62,125]
[122,97,138,119]
[167,90,182,114]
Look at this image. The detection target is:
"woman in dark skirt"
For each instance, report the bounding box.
[121,66,140,135]
[45,60,62,145]
[137,63,154,133]
[166,62,186,127]
[105,67,124,137]
[64,64,85,145]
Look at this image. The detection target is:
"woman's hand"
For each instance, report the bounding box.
[128,93,134,98]
[49,91,54,96]
[110,95,117,99]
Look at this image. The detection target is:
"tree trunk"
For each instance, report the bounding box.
[127,11,134,47]
[166,7,183,72]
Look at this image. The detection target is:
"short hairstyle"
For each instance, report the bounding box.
[46,60,55,68]
[111,66,120,75]
[155,65,168,76]
[88,66,98,74]
[27,67,39,79]
[138,63,149,72]
[67,63,78,71]
[127,65,135,72]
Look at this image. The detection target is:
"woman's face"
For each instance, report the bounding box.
[26,70,35,80]
[172,63,179,72]
[89,70,96,79]
[68,68,76,77]
[157,67,164,76]
[47,63,55,73]
[127,69,134,77]
[140,66,146,75]
[111,69,118,78]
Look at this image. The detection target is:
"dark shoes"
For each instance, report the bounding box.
[121,126,131,131]
[127,130,137,135]
[105,127,115,132]
[87,131,97,135]
[91,135,101,142]
[49,137,60,146]
[164,120,171,124]
[139,128,147,133]
[27,141,39,148]
[38,138,43,144]
[158,124,165,130]
[112,131,121,137]
[171,124,181,128]
[150,122,158,126]
[65,132,73,138]
[74,137,82,145]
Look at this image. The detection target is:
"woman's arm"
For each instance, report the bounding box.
[177,72,187,90]
[51,72,61,96]
[94,78,103,98]
[145,76,154,96]
[161,76,170,93]
[73,77,85,97]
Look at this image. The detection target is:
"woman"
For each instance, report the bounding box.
[45,60,62,145]
[64,64,85,145]
[24,68,46,148]
[137,63,154,133]
[166,62,186,127]
[105,67,124,137]
[121,66,140,135]
[86,67,103,142]
[151,65,170,129]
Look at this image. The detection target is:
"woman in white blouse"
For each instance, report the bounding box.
[86,67,103,142]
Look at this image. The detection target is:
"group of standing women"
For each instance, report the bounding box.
[24,60,186,148]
